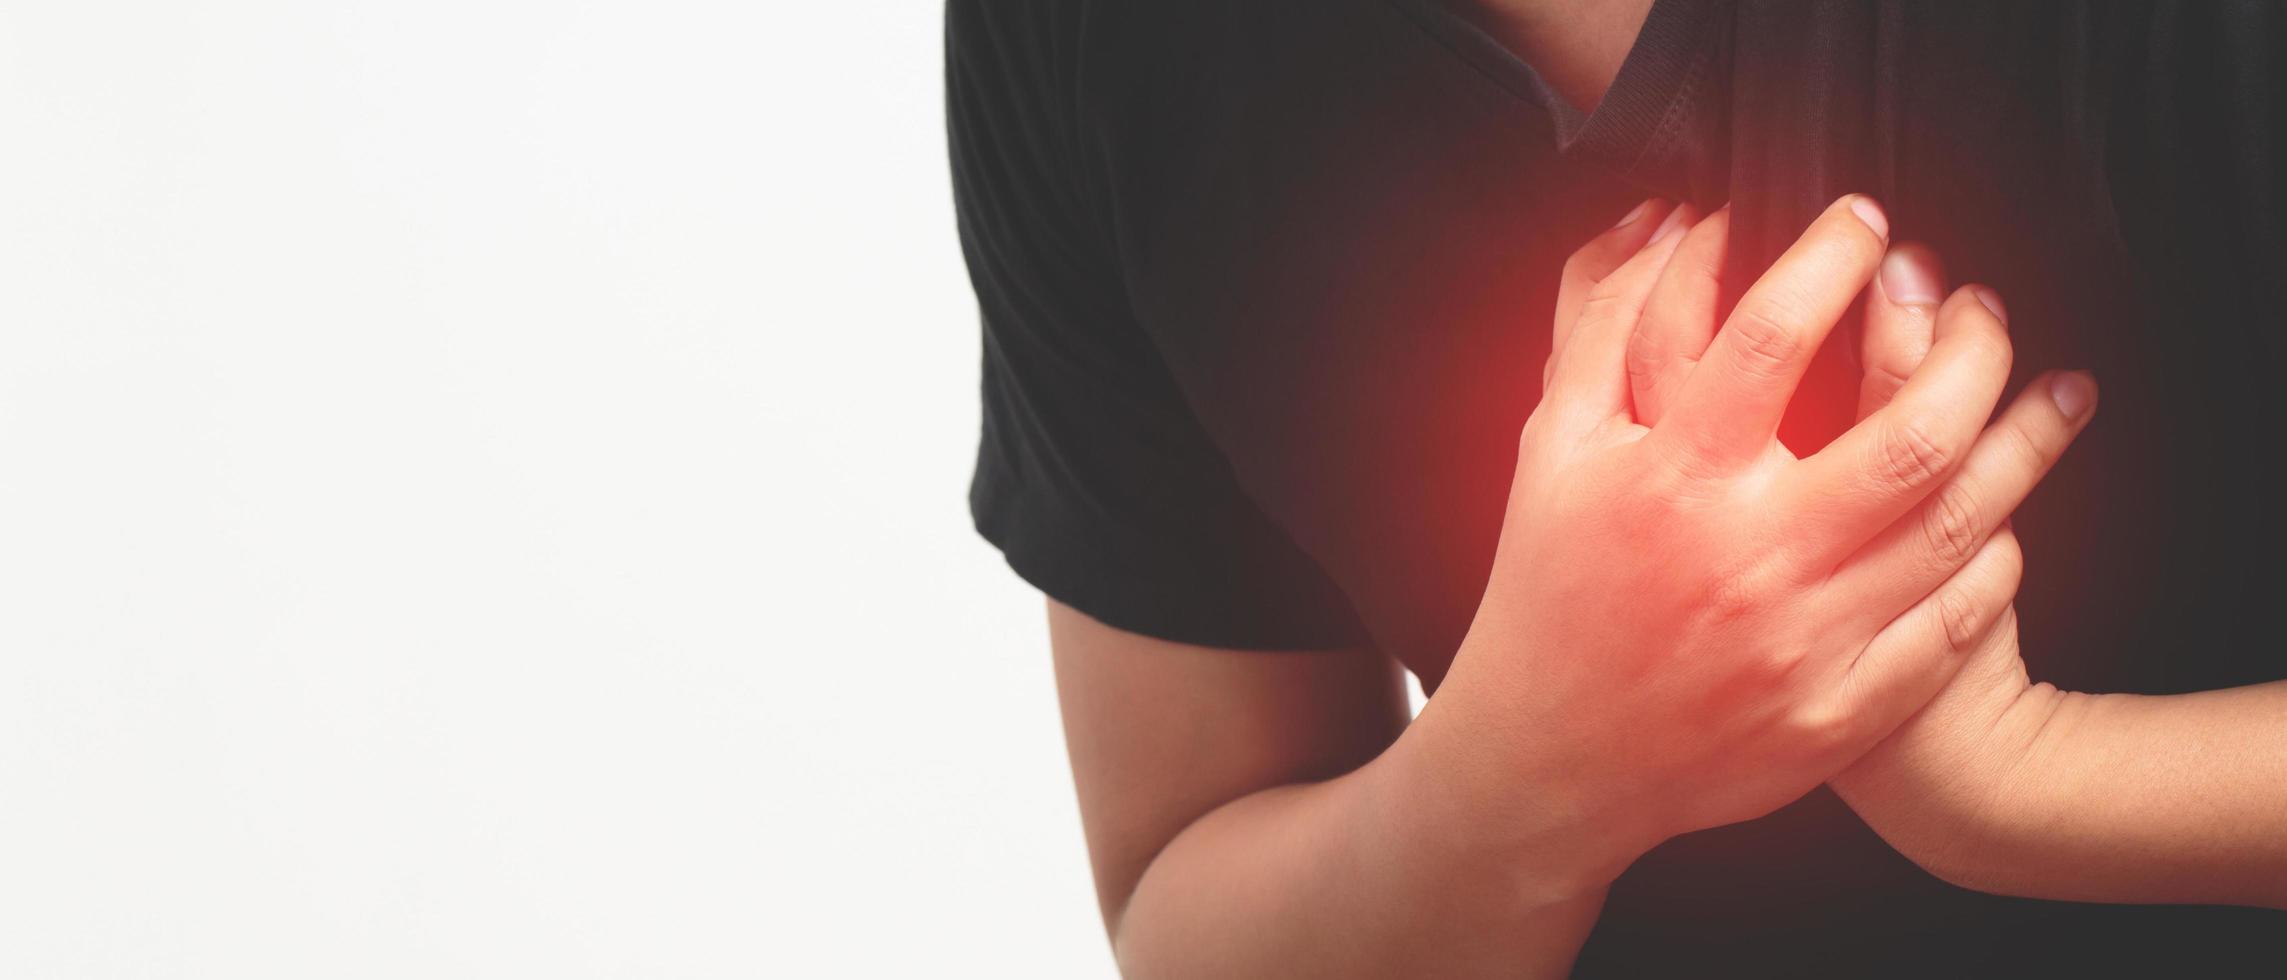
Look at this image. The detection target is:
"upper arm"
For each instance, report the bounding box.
[1046,600,1409,931]
[954,3,1405,932]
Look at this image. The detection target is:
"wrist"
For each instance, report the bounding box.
[1360,689,1653,912]
[1832,651,2075,889]
[1917,682,2089,890]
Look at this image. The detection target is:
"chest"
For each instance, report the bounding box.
[1109,7,2284,693]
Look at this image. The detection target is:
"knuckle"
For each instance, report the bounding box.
[1700,565,1767,627]
[1739,643,1805,694]
[1724,305,1805,380]
[1625,328,1668,384]
[1876,418,1953,490]
[1651,431,1733,491]
[1859,372,1909,416]
[1789,701,1858,750]
[1684,250,1725,290]
[1919,483,1985,566]
[1864,356,1915,397]
[1697,555,1796,634]
[1934,582,1988,654]
[1994,418,2056,474]
[1577,291,1627,326]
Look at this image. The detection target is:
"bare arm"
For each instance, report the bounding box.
[1809,243,2287,910]
[1049,199,2088,976]
[1051,602,1608,979]
[1991,680,2287,907]
[1836,633,2287,909]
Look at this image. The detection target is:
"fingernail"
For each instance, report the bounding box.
[2050,371,2096,419]
[1648,204,1691,244]
[1848,196,1889,240]
[1973,285,2007,321]
[1878,246,1943,306]
[1613,198,1663,230]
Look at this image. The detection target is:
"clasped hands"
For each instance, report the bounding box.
[1402,196,2097,898]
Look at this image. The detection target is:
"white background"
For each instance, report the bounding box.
[0,2,1122,976]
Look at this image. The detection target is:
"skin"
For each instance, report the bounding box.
[1038,9,2284,974]
[1629,224,2287,910]
[1498,0,2287,909]
[1049,196,2102,977]
[1820,247,2287,909]
[1441,0,1656,113]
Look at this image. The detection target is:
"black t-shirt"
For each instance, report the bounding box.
[950,0,2287,973]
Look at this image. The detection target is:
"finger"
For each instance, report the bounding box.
[1626,205,1731,426]
[1547,199,1676,388]
[1828,370,2097,614]
[1545,204,1701,419]
[1831,525,2024,745]
[1778,284,2014,569]
[1650,194,1890,470]
[1858,243,1945,420]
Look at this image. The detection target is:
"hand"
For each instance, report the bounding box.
[1808,245,2100,885]
[1626,226,2101,885]
[1396,196,2074,897]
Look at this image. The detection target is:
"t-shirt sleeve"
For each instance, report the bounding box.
[945,0,1370,651]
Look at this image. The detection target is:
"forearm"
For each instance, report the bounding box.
[1947,680,2287,908]
[1112,723,1615,979]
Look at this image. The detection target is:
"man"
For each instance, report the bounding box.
[949,0,2287,974]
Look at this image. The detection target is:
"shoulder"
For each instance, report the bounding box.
[946,0,1402,142]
